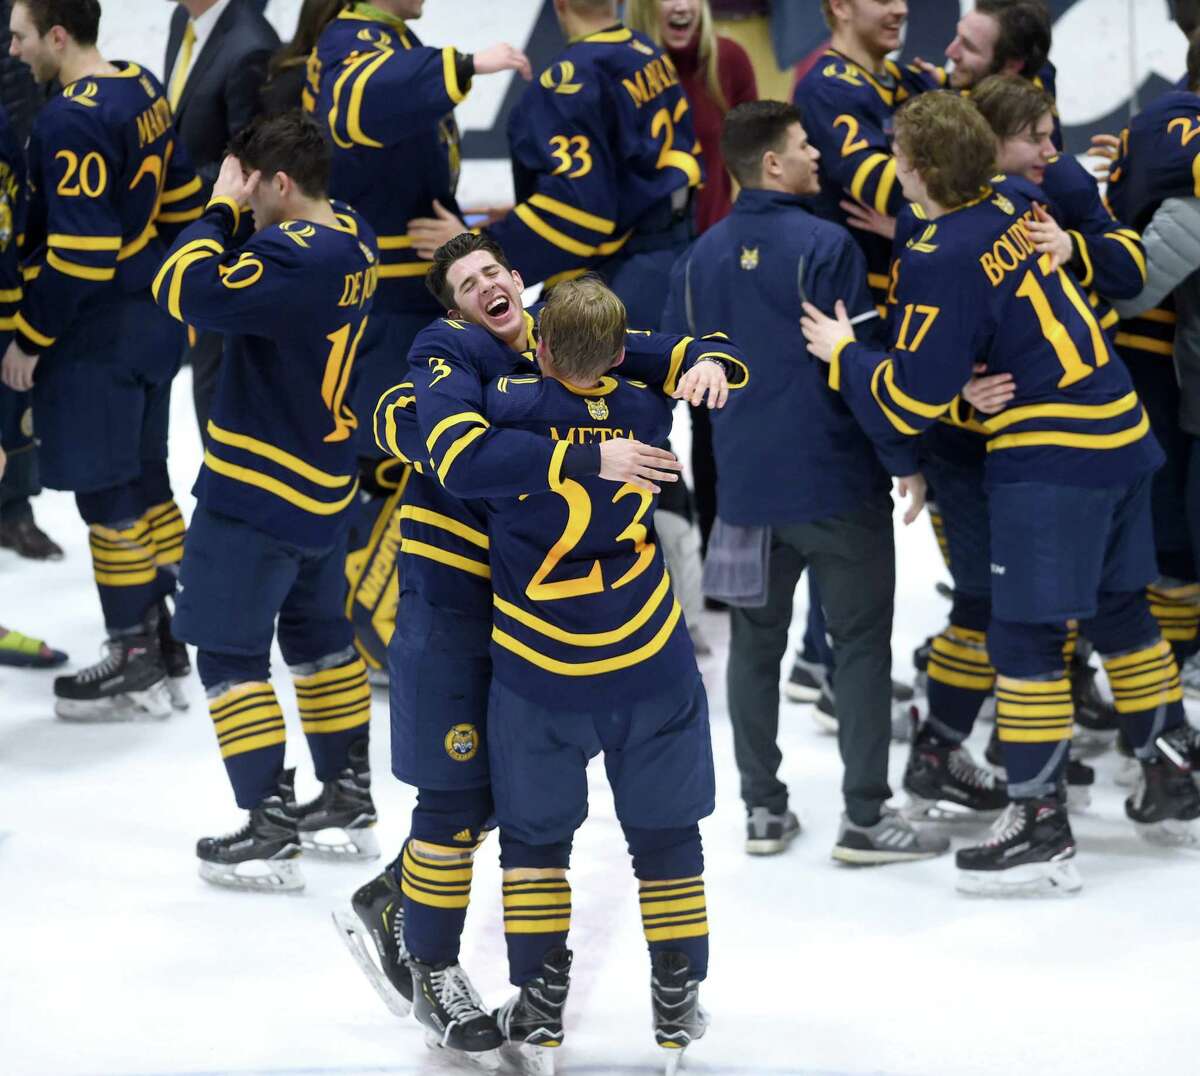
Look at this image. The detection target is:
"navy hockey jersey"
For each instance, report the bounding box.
[15,63,203,355]
[374,309,748,615]
[833,178,1162,488]
[1106,89,1200,365]
[309,3,469,316]
[487,24,702,286]
[793,49,943,311]
[482,373,695,710]
[153,199,378,545]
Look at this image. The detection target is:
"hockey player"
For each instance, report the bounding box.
[408,0,703,330]
[1,0,203,721]
[152,112,380,892]
[896,76,1147,820]
[342,234,738,1066]
[801,91,1200,895]
[307,0,531,675]
[472,277,716,1073]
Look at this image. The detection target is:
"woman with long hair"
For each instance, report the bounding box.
[260,0,345,116]
[626,0,757,233]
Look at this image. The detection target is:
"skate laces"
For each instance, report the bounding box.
[75,639,127,683]
[983,802,1024,847]
[949,746,996,790]
[430,965,488,1028]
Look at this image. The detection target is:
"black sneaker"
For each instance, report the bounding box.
[411,959,503,1059]
[783,654,827,703]
[54,624,171,723]
[196,769,303,891]
[745,807,801,855]
[495,947,572,1069]
[903,730,1008,819]
[955,797,1081,896]
[296,738,379,860]
[1125,726,1200,845]
[811,685,838,733]
[650,951,708,1057]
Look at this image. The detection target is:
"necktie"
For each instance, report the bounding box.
[168,21,196,111]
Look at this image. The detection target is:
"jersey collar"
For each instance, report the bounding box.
[348,2,407,32]
[558,375,618,397]
[824,48,898,106]
[574,24,632,45]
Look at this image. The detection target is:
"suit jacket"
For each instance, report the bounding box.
[165,0,279,191]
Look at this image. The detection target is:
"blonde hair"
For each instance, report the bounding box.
[540,276,627,383]
[894,93,997,210]
[625,0,728,113]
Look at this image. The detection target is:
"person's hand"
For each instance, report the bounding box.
[598,438,681,493]
[840,199,896,240]
[910,55,942,80]
[897,472,927,525]
[408,199,469,259]
[800,299,855,363]
[674,360,729,409]
[962,362,1015,415]
[1086,133,1121,182]
[473,43,533,81]
[212,154,260,206]
[1,340,39,391]
[1026,202,1072,271]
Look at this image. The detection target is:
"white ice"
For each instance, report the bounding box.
[2,366,1198,1076]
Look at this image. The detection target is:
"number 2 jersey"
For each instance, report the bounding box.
[487,23,702,286]
[153,199,379,546]
[14,62,204,355]
[481,373,695,710]
[831,177,1162,489]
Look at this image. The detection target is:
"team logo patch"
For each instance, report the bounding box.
[991,193,1015,216]
[739,246,759,271]
[444,723,479,763]
[586,397,609,421]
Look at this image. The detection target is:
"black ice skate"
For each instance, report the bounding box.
[494,947,572,1076]
[984,729,1094,808]
[157,598,191,711]
[54,625,171,723]
[411,958,503,1070]
[296,739,379,860]
[331,869,413,1018]
[196,770,303,892]
[955,796,1081,897]
[651,951,708,1076]
[1070,653,1117,754]
[1125,726,1200,847]
[903,731,1007,820]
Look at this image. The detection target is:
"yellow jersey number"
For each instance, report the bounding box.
[549,134,592,179]
[1015,258,1109,388]
[55,149,108,198]
[527,475,654,601]
[321,321,368,443]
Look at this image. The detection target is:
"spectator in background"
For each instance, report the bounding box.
[710,0,793,101]
[0,27,59,560]
[260,0,342,116]
[164,0,279,439]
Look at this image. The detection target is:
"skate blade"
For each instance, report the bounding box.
[505,1042,558,1076]
[330,911,412,1019]
[955,858,1082,897]
[166,675,191,711]
[301,824,380,861]
[782,682,821,704]
[55,681,173,723]
[902,795,1002,824]
[198,855,304,893]
[1113,757,1140,789]
[1133,818,1200,848]
[422,1029,501,1071]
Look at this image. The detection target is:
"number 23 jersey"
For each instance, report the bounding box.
[153,199,379,545]
[481,373,695,711]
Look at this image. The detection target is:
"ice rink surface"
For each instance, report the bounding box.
[3,369,1199,1076]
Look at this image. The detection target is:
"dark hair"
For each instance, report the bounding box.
[894,93,997,210]
[976,0,1052,78]
[268,0,344,80]
[426,232,513,309]
[972,74,1055,141]
[227,111,331,199]
[720,100,804,188]
[14,0,101,45]
[1177,0,1200,38]
[1188,26,1200,91]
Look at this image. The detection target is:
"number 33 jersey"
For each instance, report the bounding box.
[481,373,696,710]
[832,176,1163,489]
[153,199,379,545]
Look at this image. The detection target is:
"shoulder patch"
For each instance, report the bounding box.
[540,61,583,95]
[991,192,1015,216]
[739,245,759,271]
[906,224,938,254]
[62,81,100,108]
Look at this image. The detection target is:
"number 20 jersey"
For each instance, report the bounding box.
[481,374,695,711]
[834,177,1162,489]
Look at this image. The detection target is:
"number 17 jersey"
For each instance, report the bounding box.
[482,373,695,711]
